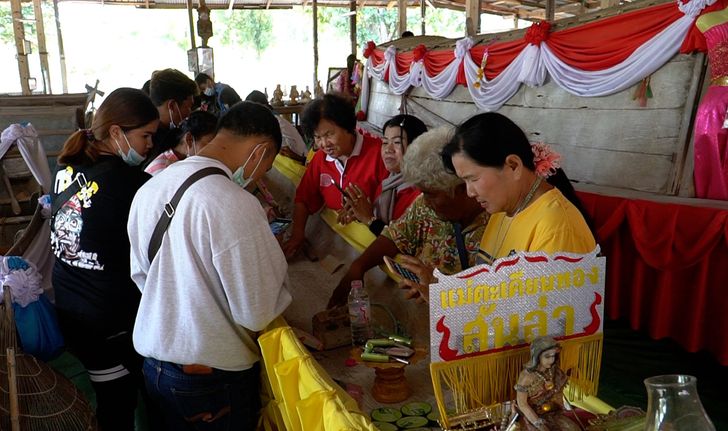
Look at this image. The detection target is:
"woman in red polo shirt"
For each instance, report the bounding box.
[283,93,388,258]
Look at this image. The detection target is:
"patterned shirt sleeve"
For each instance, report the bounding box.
[382,196,425,256]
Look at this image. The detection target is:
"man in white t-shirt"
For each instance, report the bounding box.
[127,102,292,431]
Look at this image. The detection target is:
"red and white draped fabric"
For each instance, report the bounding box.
[360,0,723,115]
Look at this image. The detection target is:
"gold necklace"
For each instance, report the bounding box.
[487,176,543,262]
[534,367,555,391]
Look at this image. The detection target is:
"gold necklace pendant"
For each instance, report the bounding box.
[536,368,555,390]
[486,176,543,263]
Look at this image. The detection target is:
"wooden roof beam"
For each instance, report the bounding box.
[465,0,480,35]
[487,0,548,9]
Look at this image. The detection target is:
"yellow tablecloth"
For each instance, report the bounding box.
[258,322,377,431]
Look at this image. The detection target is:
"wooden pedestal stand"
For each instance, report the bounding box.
[353,347,427,404]
[372,366,411,403]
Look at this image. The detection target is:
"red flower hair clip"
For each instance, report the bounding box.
[531,141,561,178]
[413,44,427,62]
[363,41,377,59]
[525,21,552,46]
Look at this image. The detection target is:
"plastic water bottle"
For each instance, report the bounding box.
[348,280,372,346]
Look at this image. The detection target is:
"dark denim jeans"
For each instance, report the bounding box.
[142,358,261,431]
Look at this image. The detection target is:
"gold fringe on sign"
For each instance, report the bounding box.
[430,333,603,430]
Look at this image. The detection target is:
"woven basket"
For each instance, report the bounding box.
[0,288,98,430]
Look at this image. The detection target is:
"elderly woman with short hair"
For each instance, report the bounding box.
[328,126,487,308]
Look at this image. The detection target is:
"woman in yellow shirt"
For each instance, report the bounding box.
[442,112,595,265]
[398,112,595,302]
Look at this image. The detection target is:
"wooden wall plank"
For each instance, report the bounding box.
[550,144,674,192]
[363,52,702,194]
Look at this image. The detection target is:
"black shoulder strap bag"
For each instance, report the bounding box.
[147,167,227,263]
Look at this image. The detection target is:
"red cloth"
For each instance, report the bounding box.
[577,191,728,365]
[547,2,681,71]
[295,132,388,214]
[373,185,421,221]
[392,187,420,221]
[369,0,728,82]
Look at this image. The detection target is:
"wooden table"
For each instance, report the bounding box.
[272,103,305,126]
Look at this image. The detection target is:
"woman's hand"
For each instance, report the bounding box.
[532,419,550,431]
[397,255,436,303]
[336,207,355,225]
[328,265,362,309]
[282,231,306,259]
[343,184,374,224]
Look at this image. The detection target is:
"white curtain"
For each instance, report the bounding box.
[360,0,714,113]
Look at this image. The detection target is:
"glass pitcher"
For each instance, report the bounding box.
[644,374,715,430]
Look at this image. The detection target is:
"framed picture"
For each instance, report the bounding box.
[327,67,346,93]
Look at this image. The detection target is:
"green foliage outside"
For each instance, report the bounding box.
[1,3,462,59]
[0,4,25,46]
[315,6,464,49]
[0,3,54,47]
[215,9,273,57]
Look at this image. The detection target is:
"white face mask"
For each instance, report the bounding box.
[168,104,183,129]
[233,144,267,189]
[113,132,146,166]
[204,87,215,97]
[187,136,197,157]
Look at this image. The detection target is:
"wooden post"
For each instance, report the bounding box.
[545,0,555,21]
[675,52,707,196]
[398,0,407,37]
[10,0,31,95]
[313,0,319,90]
[52,0,68,93]
[7,348,20,431]
[420,0,425,35]
[465,0,480,36]
[349,0,357,56]
[32,0,51,93]
[187,0,196,50]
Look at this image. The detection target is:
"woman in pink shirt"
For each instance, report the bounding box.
[283,93,388,258]
[144,110,217,176]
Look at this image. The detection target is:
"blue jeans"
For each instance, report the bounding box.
[142,358,261,431]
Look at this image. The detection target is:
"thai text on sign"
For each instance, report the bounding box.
[429,248,605,362]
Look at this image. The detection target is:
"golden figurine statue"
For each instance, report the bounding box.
[511,336,581,430]
[288,85,299,105]
[271,84,284,107]
[301,86,312,104]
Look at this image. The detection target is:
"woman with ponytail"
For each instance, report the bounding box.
[440,112,595,266]
[50,87,159,431]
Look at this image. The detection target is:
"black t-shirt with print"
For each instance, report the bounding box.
[51,155,150,333]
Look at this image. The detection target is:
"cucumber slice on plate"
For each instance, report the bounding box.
[426,410,440,423]
[396,415,429,429]
[401,402,433,417]
[371,407,403,423]
[372,421,398,431]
